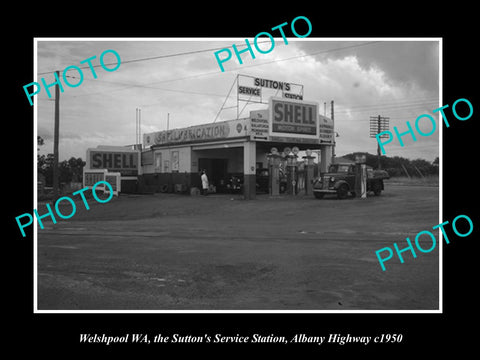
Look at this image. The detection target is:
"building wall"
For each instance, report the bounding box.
[141,145,246,193]
[191,148,243,173]
[142,146,192,175]
[140,146,192,193]
[140,141,333,195]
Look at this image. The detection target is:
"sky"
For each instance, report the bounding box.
[35,38,440,162]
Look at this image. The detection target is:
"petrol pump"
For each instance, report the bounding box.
[268,147,282,196]
[285,146,299,195]
[354,152,367,199]
[302,149,315,196]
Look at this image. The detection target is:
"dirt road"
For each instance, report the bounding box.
[37,185,439,310]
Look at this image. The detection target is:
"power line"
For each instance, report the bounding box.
[63,75,229,98]
[37,40,277,76]
[335,102,439,112]
[337,115,442,122]
[335,97,439,111]
[143,41,382,85]
[334,102,440,117]
[46,41,382,100]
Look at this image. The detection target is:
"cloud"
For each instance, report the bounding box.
[296,40,439,94]
[35,39,439,162]
[281,41,439,161]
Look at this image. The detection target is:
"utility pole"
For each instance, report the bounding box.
[52,70,60,199]
[376,115,381,168]
[330,100,335,164]
[369,115,389,169]
[135,107,142,149]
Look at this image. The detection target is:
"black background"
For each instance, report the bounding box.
[7,4,478,356]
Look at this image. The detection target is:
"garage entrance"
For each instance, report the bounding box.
[192,145,244,193]
[198,158,228,189]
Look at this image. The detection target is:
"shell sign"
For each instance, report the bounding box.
[269,97,319,139]
[86,149,140,176]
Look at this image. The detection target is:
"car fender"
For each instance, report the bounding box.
[334,179,349,190]
[312,178,321,186]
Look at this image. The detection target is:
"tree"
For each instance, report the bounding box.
[37,154,85,187]
[67,157,86,182]
[341,152,439,177]
[38,153,54,186]
[37,137,86,187]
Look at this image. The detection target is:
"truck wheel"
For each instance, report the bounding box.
[337,184,349,199]
[314,192,324,199]
[373,182,382,196]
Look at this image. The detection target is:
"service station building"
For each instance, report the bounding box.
[84,75,335,199]
[139,96,334,199]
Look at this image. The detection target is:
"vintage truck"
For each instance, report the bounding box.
[313,163,390,199]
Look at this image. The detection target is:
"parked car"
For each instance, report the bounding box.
[220,173,243,193]
[313,163,389,199]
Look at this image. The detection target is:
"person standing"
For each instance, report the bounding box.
[201,170,209,196]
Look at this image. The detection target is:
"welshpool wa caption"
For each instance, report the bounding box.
[80,333,403,346]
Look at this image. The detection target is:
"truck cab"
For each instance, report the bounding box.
[312,163,389,199]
